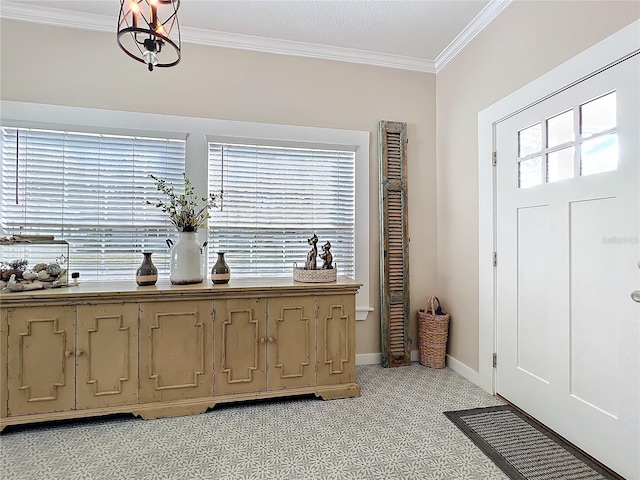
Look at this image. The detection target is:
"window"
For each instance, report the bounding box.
[208,143,355,278]
[580,92,618,176]
[0,127,185,280]
[517,91,618,188]
[1,101,371,321]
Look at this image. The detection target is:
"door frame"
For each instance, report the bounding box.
[477,19,640,394]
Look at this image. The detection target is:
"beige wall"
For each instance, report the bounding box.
[4,1,637,366]
[0,19,438,356]
[436,1,640,370]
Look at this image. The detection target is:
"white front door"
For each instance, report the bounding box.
[495,54,639,479]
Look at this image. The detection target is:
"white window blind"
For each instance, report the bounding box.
[208,143,355,278]
[1,127,185,281]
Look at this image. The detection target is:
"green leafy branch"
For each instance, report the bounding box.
[147,173,217,232]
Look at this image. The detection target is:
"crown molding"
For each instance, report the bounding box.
[184,26,436,72]
[435,0,512,72]
[0,0,511,74]
[0,1,112,32]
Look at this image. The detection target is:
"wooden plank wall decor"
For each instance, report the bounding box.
[378,120,411,367]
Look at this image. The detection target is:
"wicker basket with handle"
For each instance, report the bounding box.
[292,262,337,283]
[417,296,450,368]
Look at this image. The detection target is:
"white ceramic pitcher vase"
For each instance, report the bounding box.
[167,232,204,285]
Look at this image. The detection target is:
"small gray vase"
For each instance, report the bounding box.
[211,252,230,284]
[136,251,158,286]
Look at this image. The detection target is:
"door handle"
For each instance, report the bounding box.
[633,261,640,302]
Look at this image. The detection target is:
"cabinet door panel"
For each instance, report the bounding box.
[7,306,75,416]
[76,303,138,409]
[214,298,266,395]
[317,295,356,386]
[267,297,316,390]
[1,309,8,419]
[139,301,213,403]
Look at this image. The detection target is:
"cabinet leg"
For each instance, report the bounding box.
[314,383,361,400]
[132,400,218,420]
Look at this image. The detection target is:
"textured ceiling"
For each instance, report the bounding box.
[170,0,491,60]
[3,1,490,59]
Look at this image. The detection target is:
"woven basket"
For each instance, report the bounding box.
[417,296,450,368]
[292,263,337,283]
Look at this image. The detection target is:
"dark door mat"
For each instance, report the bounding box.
[444,405,622,480]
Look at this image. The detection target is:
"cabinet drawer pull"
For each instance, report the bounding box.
[75,350,84,357]
[64,350,73,358]
[268,336,274,343]
[260,337,265,344]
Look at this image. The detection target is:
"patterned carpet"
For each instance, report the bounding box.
[1,363,507,480]
[445,406,617,480]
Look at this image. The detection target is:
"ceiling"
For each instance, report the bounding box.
[0,0,511,72]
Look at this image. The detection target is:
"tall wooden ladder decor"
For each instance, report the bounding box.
[378,120,411,367]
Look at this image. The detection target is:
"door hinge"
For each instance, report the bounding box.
[493,353,497,368]
[492,151,497,166]
[493,251,497,267]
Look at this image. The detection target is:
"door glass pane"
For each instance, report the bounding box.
[547,147,574,183]
[518,124,542,157]
[581,92,616,138]
[519,156,542,188]
[581,134,618,176]
[547,110,573,148]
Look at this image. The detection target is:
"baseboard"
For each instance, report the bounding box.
[355,350,418,365]
[445,354,482,388]
[355,352,382,365]
[356,351,483,391]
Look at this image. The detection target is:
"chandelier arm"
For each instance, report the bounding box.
[160,11,178,28]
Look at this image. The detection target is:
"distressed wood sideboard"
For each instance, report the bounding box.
[0,277,361,431]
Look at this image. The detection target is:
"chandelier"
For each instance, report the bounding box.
[117,0,181,71]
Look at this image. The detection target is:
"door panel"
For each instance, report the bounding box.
[496,55,639,478]
[213,298,266,396]
[1,309,7,419]
[516,205,552,384]
[267,297,316,390]
[317,294,356,386]
[569,198,622,417]
[76,303,138,409]
[139,300,213,403]
[7,306,75,416]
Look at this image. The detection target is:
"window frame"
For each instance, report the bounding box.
[206,139,356,280]
[516,90,619,188]
[0,126,186,280]
[1,101,371,321]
